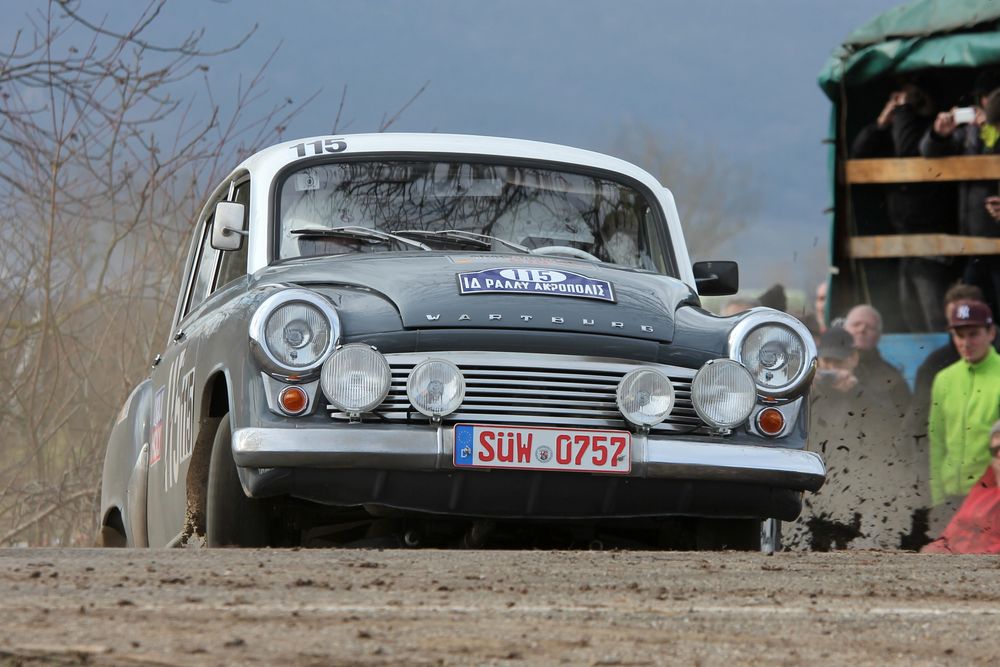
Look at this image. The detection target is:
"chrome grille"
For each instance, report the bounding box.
[327,351,707,434]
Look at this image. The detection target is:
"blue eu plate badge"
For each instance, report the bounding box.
[455,424,475,465]
[457,267,615,302]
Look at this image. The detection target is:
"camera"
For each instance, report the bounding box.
[953,107,977,125]
[815,369,839,388]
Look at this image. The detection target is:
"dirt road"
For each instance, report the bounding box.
[1,548,997,666]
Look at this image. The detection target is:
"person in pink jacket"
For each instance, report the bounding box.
[922,419,1000,554]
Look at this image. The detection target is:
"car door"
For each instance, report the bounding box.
[144,202,222,546]
[144,176,251,546]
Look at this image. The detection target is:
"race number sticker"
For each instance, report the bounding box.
[152,349,196,492]
[289,137,347,158]
[457,267,615,302]
[164,364,195,491]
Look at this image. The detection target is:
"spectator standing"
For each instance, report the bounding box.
[853,82,956,332]
[911,286,987,410]
[920,71,1000,313]
[844,304,911,417]
[922,419,1000,554]
[902,285,986,502]
[785,327,921,550]
[927,300,1000,533]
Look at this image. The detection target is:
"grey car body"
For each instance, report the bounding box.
[99,133,824,549]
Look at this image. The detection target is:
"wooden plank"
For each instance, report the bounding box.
[844,155,1000,184]
[849,233,1000,258]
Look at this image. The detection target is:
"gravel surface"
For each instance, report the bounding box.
[1,548,998,666]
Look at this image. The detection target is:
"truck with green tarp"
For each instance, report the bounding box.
[819,0,1000,384]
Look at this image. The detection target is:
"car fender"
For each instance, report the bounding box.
[100,378,152,546]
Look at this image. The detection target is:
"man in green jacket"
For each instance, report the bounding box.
[928,300,1000,532]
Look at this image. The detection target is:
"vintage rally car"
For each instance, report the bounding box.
[99,133,824,550]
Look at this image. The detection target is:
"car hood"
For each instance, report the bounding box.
[256,253,699,343]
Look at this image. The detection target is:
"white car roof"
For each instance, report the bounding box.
[238,133,664,191]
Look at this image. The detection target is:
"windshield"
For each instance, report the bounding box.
[276,159,670,272]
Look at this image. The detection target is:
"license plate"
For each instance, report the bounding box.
[453,424,631,474]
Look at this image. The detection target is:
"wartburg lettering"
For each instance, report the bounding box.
[422,312,655,333]
[457,267,615,302]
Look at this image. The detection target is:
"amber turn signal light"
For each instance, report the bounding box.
[279,386,309,415]
[756,407,784,436]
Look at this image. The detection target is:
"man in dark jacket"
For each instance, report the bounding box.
[853,81,956,332]
[844,304,911,419]
[920,71,1000,313]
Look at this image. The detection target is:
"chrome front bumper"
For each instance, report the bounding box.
[233,425,825,492]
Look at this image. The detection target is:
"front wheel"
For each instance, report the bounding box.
[206,414,269,547]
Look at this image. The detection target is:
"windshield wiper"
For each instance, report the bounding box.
[290,225,432,251]
[395,229,530,253]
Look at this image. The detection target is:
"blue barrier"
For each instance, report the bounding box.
[878,332,950,392]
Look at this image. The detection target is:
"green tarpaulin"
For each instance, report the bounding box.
[819,0,1000,100]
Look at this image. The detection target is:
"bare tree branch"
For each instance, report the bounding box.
[379,80,430,132]
[56,0,257,57]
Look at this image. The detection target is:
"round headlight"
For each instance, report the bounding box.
[691,359,756,429]
[406,359,465,418]
[728,310,816,396]
[616,368,675,427]
[249,289,340,378]
[321,344,391,414]
[264,303,329,367]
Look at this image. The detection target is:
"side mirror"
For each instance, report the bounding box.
[693,260,739,296]
[211,202,247,251]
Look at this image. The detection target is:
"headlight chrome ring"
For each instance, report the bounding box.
[249,288,341,380]
[727,308,817,397]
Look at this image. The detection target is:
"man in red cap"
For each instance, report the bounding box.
[927,300,1000,533]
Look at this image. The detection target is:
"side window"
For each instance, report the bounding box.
[185,219,221,315]
[214,180,250,290]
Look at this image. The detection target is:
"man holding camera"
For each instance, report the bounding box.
[921,70,1000,313]
[785,326,922,550]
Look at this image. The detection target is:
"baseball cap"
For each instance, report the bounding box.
[947,300,993,329]
[818,327,855,360]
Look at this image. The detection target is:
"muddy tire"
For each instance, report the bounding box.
[206,414,269,547]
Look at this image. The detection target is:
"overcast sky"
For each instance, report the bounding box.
[12,0,906,294]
